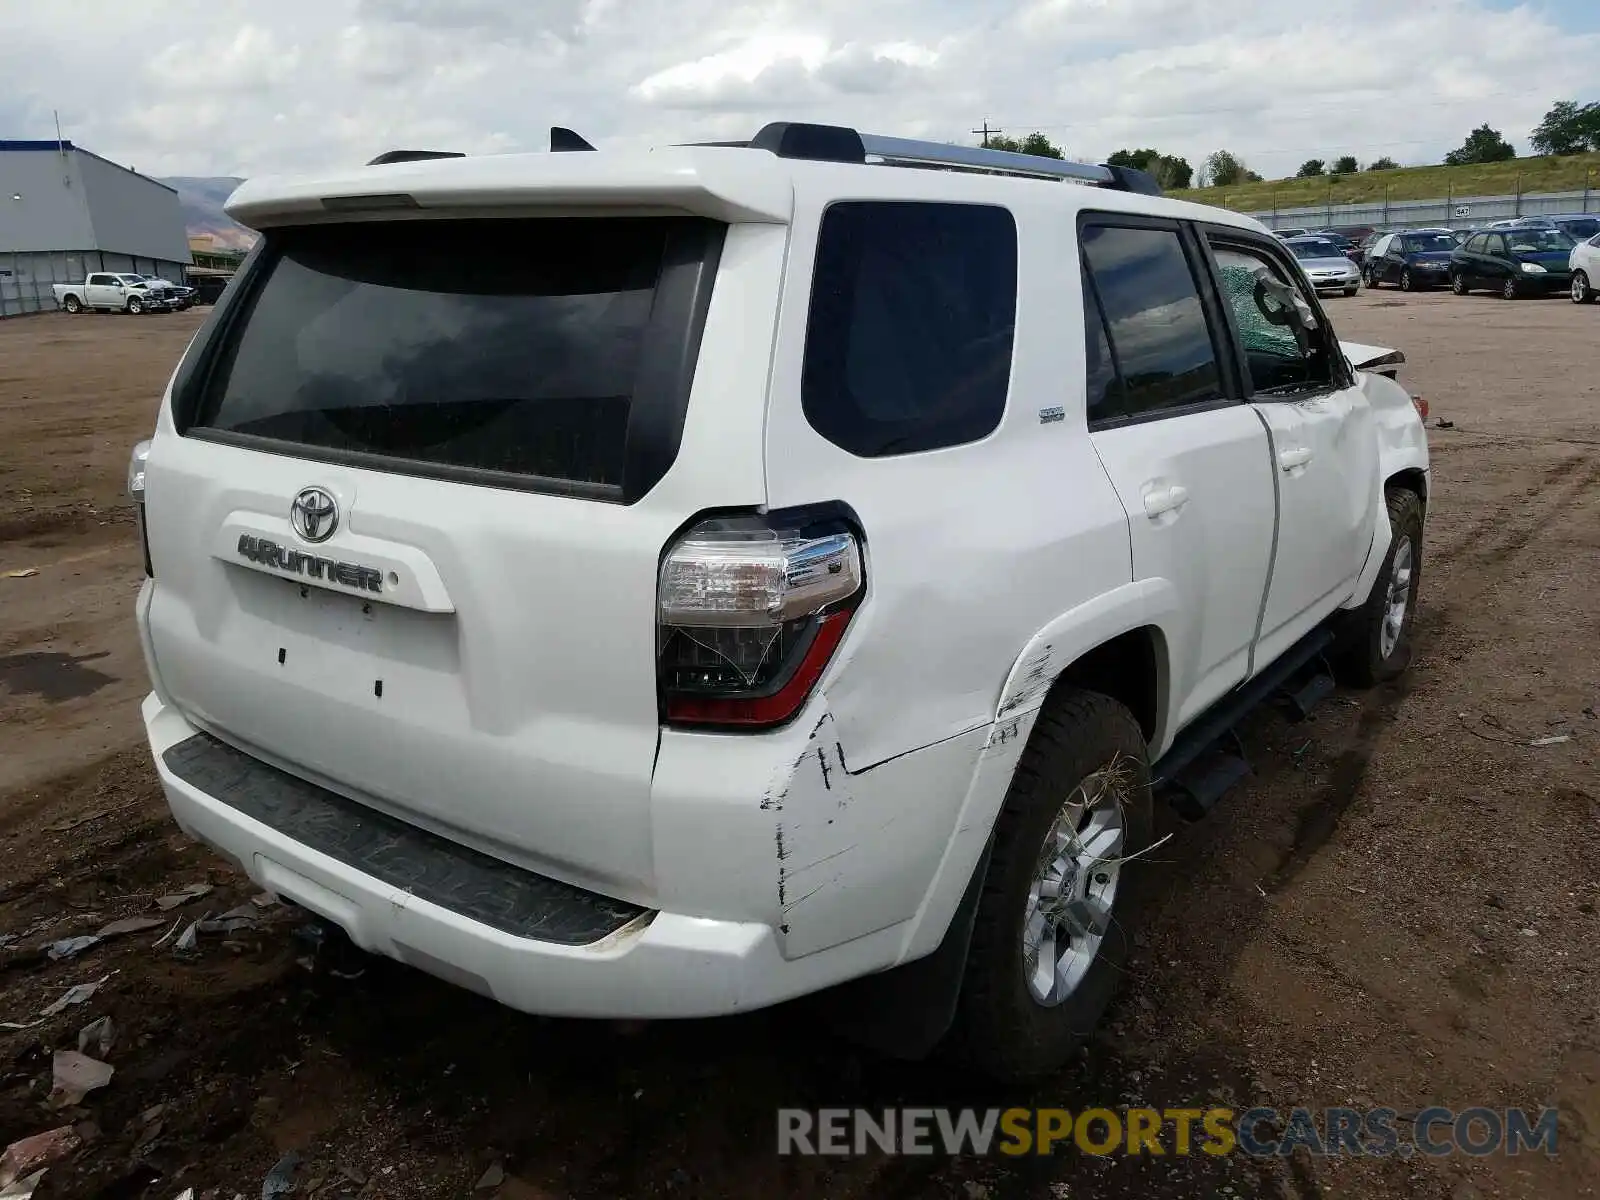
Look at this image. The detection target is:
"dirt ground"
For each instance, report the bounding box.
[0,293,1596,1200]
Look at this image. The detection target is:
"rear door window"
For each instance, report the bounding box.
[185,216,725,502]
[1079,221,1224,420]
[801,201,1017,457]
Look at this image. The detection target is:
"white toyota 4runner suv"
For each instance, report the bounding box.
[130,124,1427,1079]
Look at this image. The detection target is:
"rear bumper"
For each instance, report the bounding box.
[141,692,913,1018]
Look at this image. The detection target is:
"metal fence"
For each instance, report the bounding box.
[0,249,191,317]
[1245,187,1598,234]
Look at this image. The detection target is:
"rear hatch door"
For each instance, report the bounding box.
[143,209,773,902]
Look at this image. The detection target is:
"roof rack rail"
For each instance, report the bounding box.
[368,149,466,166]
[745,122,1162,195]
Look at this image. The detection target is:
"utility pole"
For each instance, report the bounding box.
[971,119,1002,148]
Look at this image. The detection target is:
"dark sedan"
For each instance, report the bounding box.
[1365,230,1458,290]
[1450,227,1577,299]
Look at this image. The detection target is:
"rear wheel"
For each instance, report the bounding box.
[1333,488,1424,688]
[1451,272,1469,296]
[62,295,82,314]
[1572,270,1595,304]
[1501,277,1520,300]
[950,688,1153,1081]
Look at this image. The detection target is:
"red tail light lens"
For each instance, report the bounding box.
[658,512,864,729]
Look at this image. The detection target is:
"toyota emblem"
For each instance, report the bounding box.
[289,487,339,543]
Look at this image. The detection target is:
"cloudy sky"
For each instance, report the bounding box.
[3,0,1597,182]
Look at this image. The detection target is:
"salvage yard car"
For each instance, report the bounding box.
[137,274,196,309]
[1568,231,1600,303]
[1283,235,1362,296]
[53,272,180,314]
[1451,227,1576,299]
[128,124,1429,1079]
[1364,229,1458,290]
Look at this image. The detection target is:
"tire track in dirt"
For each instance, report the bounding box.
[1273,450,1598,890]
[1434,450,1597,570]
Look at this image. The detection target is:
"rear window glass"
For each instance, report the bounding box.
[801,201,1017,457]
[191,217,716,495]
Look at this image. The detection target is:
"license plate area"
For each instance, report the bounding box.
[227,566,459,684]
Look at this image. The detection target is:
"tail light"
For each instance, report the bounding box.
[1411,394,1429,420]
[658,510,864,729]
[128,440,153,578]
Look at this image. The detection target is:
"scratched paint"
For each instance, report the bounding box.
[999,642,1055,716]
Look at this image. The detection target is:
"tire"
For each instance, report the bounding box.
[949,688,1153,1081]
[126,296,144,314]
[1572,270,1595,304]
[1365,270,1380,288]
[1451,272,1469,296]
[1501,277,1519,300]
[1399,269,1414,292]
[1344,286,1359,297]
[62,295,82,314]
[1333,488,1424,689]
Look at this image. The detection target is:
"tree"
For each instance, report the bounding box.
[1297,158,1326,177]
[981,131,1064,159]
[1152,155,1193,190]
[1367,156,1399,171]
[1531,100,1600,156]
[1444,124,1516,166]
[1108,147,1161,171]
[1332,155,1359,175]
[1108,147,1193,189]
[1201,149,1252,187]
[1017,132,1064,160]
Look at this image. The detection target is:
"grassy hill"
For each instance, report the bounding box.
[1168,152,1600,212]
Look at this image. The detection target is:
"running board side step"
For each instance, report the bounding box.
[1154,628,1336,820]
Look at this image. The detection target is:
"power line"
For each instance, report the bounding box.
[971,118,1003,148]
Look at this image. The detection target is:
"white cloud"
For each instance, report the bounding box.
[0,0,1594,180]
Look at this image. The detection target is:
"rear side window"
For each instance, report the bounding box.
[1080,222,1222,420]
[187,217,724,501]
[801,202,1017,457]
[1081,284,1123,425]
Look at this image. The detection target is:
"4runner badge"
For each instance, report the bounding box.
[236,534,383,594]
[289,487,338,543]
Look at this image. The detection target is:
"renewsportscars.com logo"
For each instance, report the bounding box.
[777,1106,1559,1159]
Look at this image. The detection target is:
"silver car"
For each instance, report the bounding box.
[1283,236,1362,297]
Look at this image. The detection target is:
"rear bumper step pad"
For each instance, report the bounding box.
[162,733,649,946]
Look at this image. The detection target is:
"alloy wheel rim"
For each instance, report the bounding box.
[1574,275,1587,303]
[1380,537,1414,661]
[1021,758,1132,1007]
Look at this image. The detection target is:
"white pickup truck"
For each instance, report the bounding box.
[129,123,1428,1080]
[53,272,179,314]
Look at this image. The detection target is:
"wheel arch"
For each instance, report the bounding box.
[993,580,1180,755]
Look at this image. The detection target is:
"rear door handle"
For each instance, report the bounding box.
[1279,447,1313,471]
[1142,484,1189,518]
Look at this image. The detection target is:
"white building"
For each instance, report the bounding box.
[0,139,192,317]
